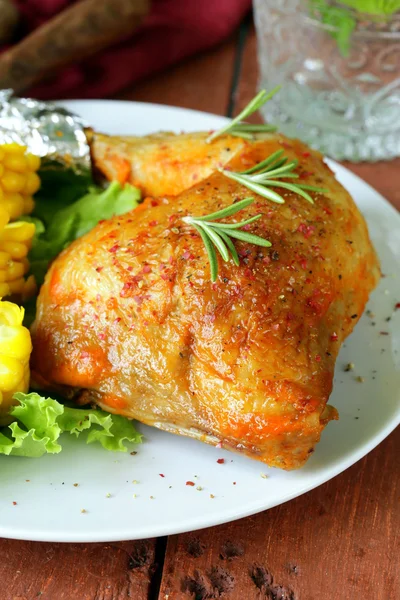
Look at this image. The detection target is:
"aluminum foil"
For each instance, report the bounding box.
[0,90,90,171]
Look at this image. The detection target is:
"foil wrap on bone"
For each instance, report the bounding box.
[0,90,90,171]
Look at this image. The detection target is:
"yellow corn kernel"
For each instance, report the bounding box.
[0,324,31,361]
[3,192,25,220]
[0,252,10,269]
[5,261,25,282]
[0,206,9,231]
[0,221,35,243]
[22,275,37,301]
[0,283,10,297]
[3,154,28,173]
[1,171,26,193]
[0,300,31,422]
[0,355,24,392]
[26,153,41,172]
[0,301,24,326]
[1,143,27,155]
[23,172,41,196]
[7,278,25,294]
[0,241,28,260]
[0,145,40,221]
[23,196,35,215]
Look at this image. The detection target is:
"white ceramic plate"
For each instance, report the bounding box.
[0,101,399,543]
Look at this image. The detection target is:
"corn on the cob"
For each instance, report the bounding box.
[0,220,37,300]
[0,299,32,424]
[0,143,41,220]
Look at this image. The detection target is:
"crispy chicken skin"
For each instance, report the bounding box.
[31,134,380,469]
[89,130,249,197]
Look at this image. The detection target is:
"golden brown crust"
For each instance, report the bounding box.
[31,134,380,469]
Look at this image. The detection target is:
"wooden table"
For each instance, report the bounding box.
[1,21,399,600]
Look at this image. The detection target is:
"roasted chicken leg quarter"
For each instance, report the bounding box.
[31,133,380,469]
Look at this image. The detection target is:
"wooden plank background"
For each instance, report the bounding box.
[0,18,399,600]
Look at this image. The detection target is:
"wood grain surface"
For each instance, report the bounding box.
[159,429,399,600]
[0,17,398,600]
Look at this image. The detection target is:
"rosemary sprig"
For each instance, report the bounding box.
[182,198,271,282]
[219,149,327,204]
[206,87,280,143]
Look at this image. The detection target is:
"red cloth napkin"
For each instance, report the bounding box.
[9,0,251,99]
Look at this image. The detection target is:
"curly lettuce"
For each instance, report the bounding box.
[0,393,141,458]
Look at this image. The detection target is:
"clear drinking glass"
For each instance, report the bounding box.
[253,0,400,161]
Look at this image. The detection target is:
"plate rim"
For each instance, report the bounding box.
[1,98,398,543]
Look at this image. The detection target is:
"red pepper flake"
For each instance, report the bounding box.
[149,220,158,227]
[300,259,308,270]
[315,355,321,362]
[95,266,103,273]
[395,303,400,310]
[12,501,17,505]
[379,331,389,336]
[322,206,333,216]
[217,458,225,464]
[243,268,255,280]
[330,333,338,341]
[113,317,121,325]
[298,171,314,180]
[233,482,237,485]
[186,481,195,486]
[297,223,315,239]
[159,474,165,478]
[151,200,159,207]
[239,248,252,258]
[302,152,311,158]
[109,244,120,253]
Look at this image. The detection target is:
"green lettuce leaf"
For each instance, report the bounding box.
[0,393,141,458]
[28,181,140,286]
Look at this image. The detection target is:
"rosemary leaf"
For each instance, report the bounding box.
[193,223,218,282]
[220,170,286,204]
[218,231,240,266]
[195,197,254,221]
[200,223,230,262]
[226,229,272,246]
[206,86,280,143]
[182,198,270,281]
